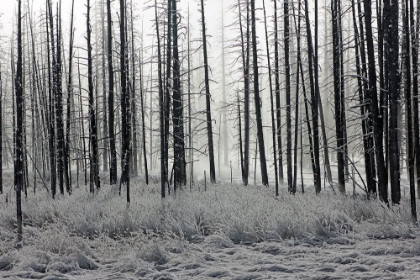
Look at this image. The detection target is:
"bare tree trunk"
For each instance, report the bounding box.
[172,0,186,191]
[363,0,388,203]
[15,0,23,246]
[284,0,293,193]
[332,0,345,193]
[201,0,216,184]
[237,0,250,186]
[250,0,269,186]
[387,0,401,204]
[46,0,56,198]
[405,0,417,221]
[107,0,117,185]
[155,0,166,198]
[262,0,279,195]
[65,0,75,194]
[119,0,130,203]
[304,0,321,193]
[86,0,100,193]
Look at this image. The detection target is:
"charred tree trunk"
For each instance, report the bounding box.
[86,0,100,193]
[363,0,388,203]
[201,0,216,184]
[15,0,23,246]
[250,0,269,186]
[274,0,284,185]
[172,0,186,191]
[284,0,293,193]
[262,0,279,195]
[107,0,117,185]
[155,0,166,198]
[119,0,131,202]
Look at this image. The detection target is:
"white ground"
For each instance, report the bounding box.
[1,176,420,279]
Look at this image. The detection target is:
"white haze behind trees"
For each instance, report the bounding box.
[1,0,275,179]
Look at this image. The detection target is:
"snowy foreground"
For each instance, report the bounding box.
[1,177,420,279]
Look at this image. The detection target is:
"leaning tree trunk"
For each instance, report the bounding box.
[262,0,279,195]
[200,0,216,184]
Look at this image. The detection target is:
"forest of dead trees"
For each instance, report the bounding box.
[1,0,420,244]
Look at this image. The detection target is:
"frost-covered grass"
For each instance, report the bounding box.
[0,178,417,244]
[1,178,420,279]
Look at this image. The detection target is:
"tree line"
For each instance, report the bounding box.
[1,0,420,246]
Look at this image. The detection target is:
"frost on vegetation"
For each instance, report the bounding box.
[0,179,419,256]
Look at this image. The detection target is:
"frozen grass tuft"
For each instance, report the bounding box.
[0,178,418,252]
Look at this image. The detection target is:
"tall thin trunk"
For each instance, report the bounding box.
[251,0,269,186]
[332,0,345,193]
[364,0,388,203]
[46,0,56,198]
[15,0,23,246]
[107,0,117,185]
[238,0,250,186]
[411,0,420,199]
[304,0,321,192]
[201,0,216,184]
[155,0,166,198]
[119,0,130,202]
[165,0,172,194]
[87,0,100,192]
[273,0,284,184]
[65,0,74,194]
[284,0,293,193]
[172,0,186,191]
[130,2,138,177]
[405,0,417,221]
[387,0,401,204]
[262,0,279,195]
[352,0,376,196]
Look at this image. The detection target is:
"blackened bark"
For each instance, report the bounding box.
[332,0,345,193]
[273,0,284,185]
[352,0,376,196]
[15,0,23,246]
[172,0,186,191]
[65,0,75,194]
[86,0,100,193]
[119,0,130,202]
[155,0,166,198]
[284,0,293,193]
[387,0,401,204]
[201,0,216,184]
[304,0,321,193]
[262,0,279,195]
[363,0,388,203]
[46,0,56,198]
[250,0,269,186]
[107,0,117,185]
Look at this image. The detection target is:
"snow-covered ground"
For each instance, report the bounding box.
[1,176,420,279]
